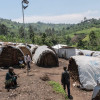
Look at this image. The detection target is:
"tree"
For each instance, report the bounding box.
[66,36,71,45]
[19,26,24,38]
[42,33,46,44]
[51,35,58,45]
[89,31,97,47]
[77,40,84,48]
[0,24,8,35]
[28,25,35,43]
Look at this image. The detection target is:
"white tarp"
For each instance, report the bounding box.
[75,49,81,55]
[92,51,100,58]
[0,46,3,54]
[92,77,100,99]
[72,56,100,90]
[52,44,68,56]
[53,44,75,59]
[80,50,94,56]
[33,45,55,63]
[75,49,94,56]
[65,48,76,59]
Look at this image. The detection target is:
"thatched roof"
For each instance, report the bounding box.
[0,45,24,67]
[16,45,32,59]
[33,45,59,67]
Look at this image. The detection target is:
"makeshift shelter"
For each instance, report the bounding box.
[53,44,75,59]
[81,50,94,56]
[30,45,38,55]
[68,56,100,90]
[17,45,32,58]
[0,45,24,67]
[0,42,3,46]
[75,49,84,55]
[76,49,94,56]
[27,44,34,48]
[92,51,100,58]
[33,45,59,67]
[0,42,17,46]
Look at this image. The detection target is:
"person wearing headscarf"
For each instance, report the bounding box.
[5,67,17,90]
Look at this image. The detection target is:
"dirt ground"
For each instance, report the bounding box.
[0,58,92,100]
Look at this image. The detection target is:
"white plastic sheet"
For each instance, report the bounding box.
[0,47,3,54]
[75,49,94,56]
[92,51,100,58]
[72,56,100,90]
[53,44,75,59]
[92,77,100,99]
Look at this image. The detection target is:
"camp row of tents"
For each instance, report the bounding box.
[1,42,100,90]
[53,44,100,59]
[0,42,59,67]
[52,44,100,90]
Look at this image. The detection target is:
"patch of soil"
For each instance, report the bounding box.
[40,74,50,81]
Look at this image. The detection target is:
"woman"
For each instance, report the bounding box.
[5,67,17,90]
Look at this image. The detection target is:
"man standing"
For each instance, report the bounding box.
[61,66,72,99]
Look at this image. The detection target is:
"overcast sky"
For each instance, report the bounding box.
[0,0,100,24]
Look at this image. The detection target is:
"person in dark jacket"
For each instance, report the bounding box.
[61,66,72,99]
[5,67,17,90]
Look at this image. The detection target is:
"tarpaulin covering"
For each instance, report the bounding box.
[71,56,100,90]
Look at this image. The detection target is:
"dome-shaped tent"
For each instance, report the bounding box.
[68,56,100,90]
[0,45,24,67]
[17,45,32,58]
[30,45,38,55]
[33,46,59,67]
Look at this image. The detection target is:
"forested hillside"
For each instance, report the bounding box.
[0,17,100,50]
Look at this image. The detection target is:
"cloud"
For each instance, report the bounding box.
[13,10,100,24]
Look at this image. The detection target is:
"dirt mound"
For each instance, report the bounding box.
[40,74,50,81]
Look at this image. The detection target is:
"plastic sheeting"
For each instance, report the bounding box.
[72,56,100,90]
[53,44,75,59]
[80,50,94,56]
[33,45,55,63]
[0,47,3,54]
[92,77,100,99]
[92,51,100,58]
[75,49,94,56]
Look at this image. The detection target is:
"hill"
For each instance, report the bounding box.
[0,17,100,50]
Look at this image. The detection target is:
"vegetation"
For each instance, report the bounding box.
[49,81,68,100]
[1,17,100,50]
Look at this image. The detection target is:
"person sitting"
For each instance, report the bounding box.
[5,67,18,91]
[19,58,25,68]
[92,77,100,100]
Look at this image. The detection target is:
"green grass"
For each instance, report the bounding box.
[48,81,68,100]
